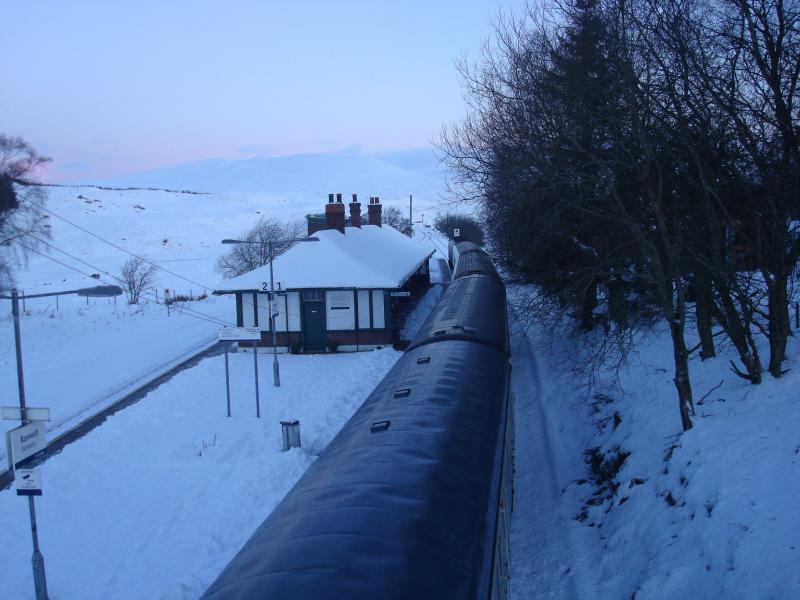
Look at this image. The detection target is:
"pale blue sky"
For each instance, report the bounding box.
[1,0,527,181]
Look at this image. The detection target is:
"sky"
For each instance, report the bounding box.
[1,0,528,182]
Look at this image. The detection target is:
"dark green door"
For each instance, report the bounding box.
[302,300,326,352]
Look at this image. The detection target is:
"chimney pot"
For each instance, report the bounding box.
[325,195,346,233]
[349,194,362,228]
[367,195,382,227]
[336,193,343,203]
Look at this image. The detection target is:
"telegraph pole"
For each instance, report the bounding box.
[409,195,413,232]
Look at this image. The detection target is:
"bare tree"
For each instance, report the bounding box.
[120,256,157,304]
[0,134,51,290]
[382,206,413,235]
[216,217,304,278]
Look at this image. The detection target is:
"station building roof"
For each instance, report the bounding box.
[215,225,435,292]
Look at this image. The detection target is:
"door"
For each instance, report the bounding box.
[302,296,326,352]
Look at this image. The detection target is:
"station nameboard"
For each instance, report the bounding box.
[6,421,47,470]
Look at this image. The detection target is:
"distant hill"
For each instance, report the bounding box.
[87,148,445,199]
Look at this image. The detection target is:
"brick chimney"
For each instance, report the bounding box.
[325,192,345,233]
[349,193,361,228]
[368,196,382,227]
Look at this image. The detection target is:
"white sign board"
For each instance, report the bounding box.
[6,421,47,470]
[218,326,261,342]
[15,469,42,496]
[2,406,51,422]
[390,291,412,297]
[453,228,461,237]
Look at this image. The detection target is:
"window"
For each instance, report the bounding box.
[302,290,324,301]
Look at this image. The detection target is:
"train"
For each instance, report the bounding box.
[202,239,514,600]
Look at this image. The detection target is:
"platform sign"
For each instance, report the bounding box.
[15,469,42,496]
[218,326,261,342]
[6,421,47,471]
[390,291,411,297]
[2,406,51,422]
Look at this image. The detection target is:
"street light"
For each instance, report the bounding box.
[0,284,123,600]
[221,236,319,387]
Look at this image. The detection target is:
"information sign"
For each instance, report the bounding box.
[15,469,42,496]
[218,327,262,342]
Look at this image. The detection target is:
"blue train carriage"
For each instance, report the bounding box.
[202,244,514,599]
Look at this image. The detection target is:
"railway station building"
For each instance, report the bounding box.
[214,194,434,353]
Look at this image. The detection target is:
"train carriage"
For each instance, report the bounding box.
[202,240,513,600]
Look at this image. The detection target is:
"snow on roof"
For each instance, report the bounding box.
[215,225,435,292]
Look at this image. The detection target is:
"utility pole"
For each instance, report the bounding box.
[409,195,413,234]
[268,240,280,387]
[11,290,49,600]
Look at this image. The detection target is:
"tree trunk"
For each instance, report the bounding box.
[608,277,628,329]
[693,270,716,359]
[767,276,790,377]
[580,279,597,331]
[670,321,694,431]
[714,280,762,384]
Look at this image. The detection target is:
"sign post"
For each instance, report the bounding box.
[224,344,232,417]
[7,289,49,600]
[218,327,262,417]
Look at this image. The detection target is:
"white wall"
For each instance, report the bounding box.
[371,290,385,328]
[326,290,355,330]
[357,290,370,329]
[242,292,257,327]
[287,292,301,331]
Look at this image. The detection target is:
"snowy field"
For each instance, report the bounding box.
[14,183,441,297]
[508,287,800,599]
[0,347,401,599]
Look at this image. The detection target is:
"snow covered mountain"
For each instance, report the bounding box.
[89,148,446,198]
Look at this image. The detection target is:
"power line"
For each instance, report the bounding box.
[16,239,233,328]
[32,200,274,318]
[34,202,215,292]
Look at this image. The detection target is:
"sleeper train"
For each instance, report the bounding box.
[202,240,514,599]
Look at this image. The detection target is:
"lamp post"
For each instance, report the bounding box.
[221,236,318,387]
[1,284,123,600]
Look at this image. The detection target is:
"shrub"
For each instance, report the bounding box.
[434,213,484,245]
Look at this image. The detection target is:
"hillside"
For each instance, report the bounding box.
[87,148,445,198]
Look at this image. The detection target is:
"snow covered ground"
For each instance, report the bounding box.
[0,347,402,599]
[0,295,233,461]
[508,286,800,599]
